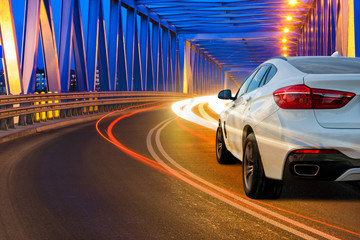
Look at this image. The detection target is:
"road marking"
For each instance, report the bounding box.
[198,103,217,123]
[146,118,340,240]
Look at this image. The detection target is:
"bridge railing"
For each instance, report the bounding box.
[0,91,194,130]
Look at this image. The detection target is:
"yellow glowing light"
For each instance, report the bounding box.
[348,0,355,57]
[283,28,290,33]
[0,0,22,94]
[183,42,190,93]
[282,38,287,43]
[183,68,188,93]
[289,0,297,5]
[283,54,288,57]
[286,16,293,21]
[283,47,287,51]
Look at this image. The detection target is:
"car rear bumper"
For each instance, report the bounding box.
[283,152,360,181]
[336,168,360,181]
[255,109,360,180]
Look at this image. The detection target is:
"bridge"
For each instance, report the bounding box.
[0,0,359,239]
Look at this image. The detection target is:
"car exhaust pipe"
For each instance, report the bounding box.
[293,164,320,177]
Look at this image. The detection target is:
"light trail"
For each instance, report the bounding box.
[171,96,219,130]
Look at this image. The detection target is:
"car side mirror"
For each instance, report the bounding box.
[218,89,235,100]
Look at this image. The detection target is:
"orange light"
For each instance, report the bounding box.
[289,0,297,5]
[283,54,288,57]
[286,16,293,21]
[282,38,287,43]
[283,47,287,50]
[283,28,290,33]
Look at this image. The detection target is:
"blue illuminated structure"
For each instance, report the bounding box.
[0,0,358,95]
[298,0,360,58]
[21,0,61,94]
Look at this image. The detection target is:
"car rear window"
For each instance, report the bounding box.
[288,57,360,74]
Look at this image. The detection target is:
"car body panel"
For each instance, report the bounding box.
[218,56,360,181]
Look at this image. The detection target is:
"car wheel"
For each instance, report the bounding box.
[216,126,236,164]
[243,133,282,199]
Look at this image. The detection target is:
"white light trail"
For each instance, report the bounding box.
[171,95,223,130]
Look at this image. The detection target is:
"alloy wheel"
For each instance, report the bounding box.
[244,142,254,190]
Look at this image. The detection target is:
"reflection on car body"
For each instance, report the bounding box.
[216,54,360,199]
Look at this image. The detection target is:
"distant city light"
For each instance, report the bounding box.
[286,16,293,21]
[283,47,287,50]
[282,38,287,43]
[283,28,290,33]
[289,0,297,5]
[283,54,288,57]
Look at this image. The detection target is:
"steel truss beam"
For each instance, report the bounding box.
[6,0,65,94]
[59,0,88,93]
[86,0,110,92]
[108,0,120,91]
[20,0,40,94]
[140,14,148,90]
[72,0,88,92]
[39,0,61,93]
[152,21,159,91]
[117,3,128,91]
[157,28,164,91]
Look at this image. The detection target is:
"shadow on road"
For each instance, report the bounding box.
[280,180,360,200]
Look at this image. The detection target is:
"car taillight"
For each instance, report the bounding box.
[273,85,312,109]
[292,149,340,154]
[273,85,355,109]
[311,88,355,109]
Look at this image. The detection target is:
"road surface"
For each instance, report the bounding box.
[0,101,358,239]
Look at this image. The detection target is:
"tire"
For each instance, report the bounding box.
[242,133,283,199]
[216,126,236,164]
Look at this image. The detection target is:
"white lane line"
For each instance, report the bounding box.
[198,103,218,123]
[146,118,340,240]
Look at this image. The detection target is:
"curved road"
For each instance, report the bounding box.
[0,101,359,239]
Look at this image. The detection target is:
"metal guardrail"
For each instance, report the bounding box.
[0,91,194,130]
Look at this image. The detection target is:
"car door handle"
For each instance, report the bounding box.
[245,96,252,102]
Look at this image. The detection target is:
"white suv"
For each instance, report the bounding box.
[216,55,360,199]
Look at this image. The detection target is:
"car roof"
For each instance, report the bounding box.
[270,55,360,61]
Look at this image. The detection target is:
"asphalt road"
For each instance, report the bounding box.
[0,102,359,240]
